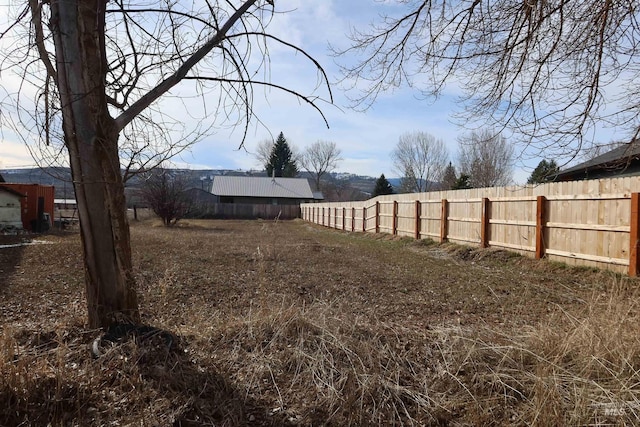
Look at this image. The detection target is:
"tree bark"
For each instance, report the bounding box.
[52,0,139,328]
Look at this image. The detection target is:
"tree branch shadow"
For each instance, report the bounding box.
[0,324,295,426]
[0,235,26,295]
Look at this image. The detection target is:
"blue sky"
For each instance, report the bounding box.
[0,1,623,183]
[184,1,476,178]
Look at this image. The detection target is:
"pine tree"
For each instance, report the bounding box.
[399,168,418,193]
[528,159,559,184]
[441,162,457,190]
[452,174,472,190]
[265,132,298,177]
[372,174,394,197]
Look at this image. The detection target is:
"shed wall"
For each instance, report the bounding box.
[0,191,23,229]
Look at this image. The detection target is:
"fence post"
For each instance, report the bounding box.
[481,198,490,248]
[352,207,356,232]
[342,207,346,230]
[322,207,325,226]
[392,201,398,235]
[375,201,380,233]
[440,199,448,243]
[362,207,366,232]
[535,196,546,259]
[630,193,640,276]
[414,200,421,240]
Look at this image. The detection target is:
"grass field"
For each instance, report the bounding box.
[1,219,639,425]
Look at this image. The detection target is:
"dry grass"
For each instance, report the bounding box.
[1,219,639,425]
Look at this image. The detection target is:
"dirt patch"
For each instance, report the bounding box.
[1,219,638,425]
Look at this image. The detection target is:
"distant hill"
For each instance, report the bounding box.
[0,167,382,200]
[1,167,76,199]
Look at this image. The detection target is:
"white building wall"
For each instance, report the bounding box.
[0,190,23,229]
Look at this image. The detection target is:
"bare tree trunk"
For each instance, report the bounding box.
[52,0,139,328]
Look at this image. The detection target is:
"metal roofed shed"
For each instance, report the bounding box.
[210,176,322,205]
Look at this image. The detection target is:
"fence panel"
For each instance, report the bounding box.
[489,197,537,253]
[447,198,482,244]
[301,176,640,275]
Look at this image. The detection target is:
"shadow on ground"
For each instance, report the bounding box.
[0,325,294,427]
[0,235,27,294]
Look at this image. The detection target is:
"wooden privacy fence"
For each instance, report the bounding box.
[301,177,640,275]
[188,202,300,220]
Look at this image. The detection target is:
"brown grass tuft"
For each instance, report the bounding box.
[2,220,640,425]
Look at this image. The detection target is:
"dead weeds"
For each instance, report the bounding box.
[1,219,639,425]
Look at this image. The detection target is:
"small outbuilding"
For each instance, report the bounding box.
[0,186,25,231]
[210,176,322,205]
[0,183,55,231]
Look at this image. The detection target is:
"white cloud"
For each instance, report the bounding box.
[0,139,38,169]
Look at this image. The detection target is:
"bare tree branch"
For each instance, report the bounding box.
[114,0,261,131]
[337,0,640,157]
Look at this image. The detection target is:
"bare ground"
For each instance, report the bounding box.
[1,219,639,426]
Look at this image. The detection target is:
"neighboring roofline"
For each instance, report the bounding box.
[221,195,315,199]
[0,185,26,198]
[211,176,315,199]
[556,141,640,178]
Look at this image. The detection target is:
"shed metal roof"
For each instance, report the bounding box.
[211,176,315,199]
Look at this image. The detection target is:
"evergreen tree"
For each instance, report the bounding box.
[527,159,559,184]
[265,132,298,177]
[399,168,418,193]
[372,174,394,197]
[441,162,457,190]
[452,174,472,190]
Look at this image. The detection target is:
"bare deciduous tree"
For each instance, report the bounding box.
[300,140,342,191]
[337,1,640,157]
[254,138,275,170]
[139,169,191,227]
[1,1,330,328]
[391,131,449,193]
[458,129,514,188]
